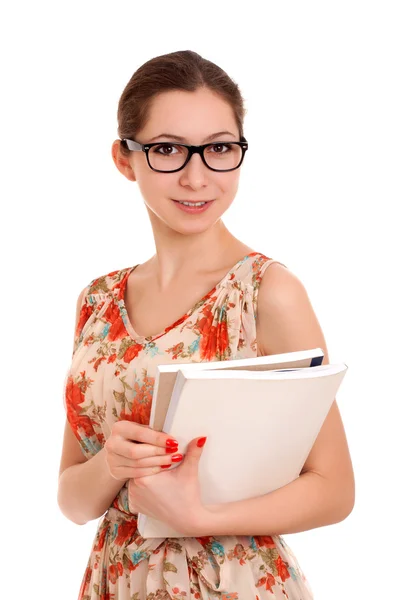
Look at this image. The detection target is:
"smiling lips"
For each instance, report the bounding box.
[172,199,215,213]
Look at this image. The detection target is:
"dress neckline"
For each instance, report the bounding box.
[117,252,260,344]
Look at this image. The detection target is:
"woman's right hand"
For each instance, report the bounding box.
[104,420,183,480]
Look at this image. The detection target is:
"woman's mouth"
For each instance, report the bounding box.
[172,199,215,214]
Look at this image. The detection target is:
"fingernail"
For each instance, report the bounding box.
[171,454,183,462]
[197,437,207,448]
[166,438,179,447]
[166,445,179,453]
[161,464,172,469]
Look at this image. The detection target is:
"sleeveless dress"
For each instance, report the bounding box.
[63,251,314,600]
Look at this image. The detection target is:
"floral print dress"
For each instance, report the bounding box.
[63,251,314,600]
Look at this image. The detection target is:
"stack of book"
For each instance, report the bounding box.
[136,348,348,538]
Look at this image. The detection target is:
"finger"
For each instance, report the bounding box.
[108,437,168,461]
[117,452,183,470]
[114,420,178,449]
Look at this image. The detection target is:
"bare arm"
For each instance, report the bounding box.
[57,285,127,525]
[195,264,355,536]
[58,438,128,526]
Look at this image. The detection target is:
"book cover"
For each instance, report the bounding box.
[149,347,324,432]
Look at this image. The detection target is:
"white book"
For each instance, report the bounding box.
[148,348,325,432]
[137,349,347,538]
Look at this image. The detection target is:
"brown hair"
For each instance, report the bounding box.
[117,50,247,156]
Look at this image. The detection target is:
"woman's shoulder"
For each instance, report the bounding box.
[84,265,133,297]
[255,262,322,355]
[243,251,288,289]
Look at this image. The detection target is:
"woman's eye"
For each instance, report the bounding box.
[154,144,179,155]
[209,143,232,153]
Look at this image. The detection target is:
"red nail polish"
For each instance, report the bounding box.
[171,454,183,462]
[166,438,179,447]
[161,464,171,469]
[197,437,207,447]
[166,445,179,453]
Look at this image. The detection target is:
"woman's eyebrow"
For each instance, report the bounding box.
[147,131,236,143]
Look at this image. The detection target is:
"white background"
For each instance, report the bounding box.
[1,1,399,598]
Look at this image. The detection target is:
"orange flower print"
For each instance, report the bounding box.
[255,535,276,549]
[93,525,108,552]
[76,302,94,339]
[197,306,216,360]
[108,564,118,585]
[65,375,85,412]
[92,356,107,372]
[120,374,154,424]
[114,520,137,546]
[257,572,276,592]
[232,543,247,565]
[103,301,128,341]
[108,562,123,584]
[275,555,290,582]
[166,341,184,360]
[131,394,152,425]
[215,318,229,355]
[64,376,94,438]
[121,341,144,364]
[196,536,213,546]
[197,302,229,360]
[197,304,214,335]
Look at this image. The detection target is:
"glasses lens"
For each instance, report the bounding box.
[148,143,243,172]
[149,144,188,171]
[204,143,243,170]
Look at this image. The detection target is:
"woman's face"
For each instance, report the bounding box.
[113,87,243,236]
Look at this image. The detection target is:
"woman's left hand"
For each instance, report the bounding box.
[128,436,209,536]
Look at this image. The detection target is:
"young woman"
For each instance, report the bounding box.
[58,50,355,600]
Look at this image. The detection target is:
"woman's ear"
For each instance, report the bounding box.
[111,140,136,182]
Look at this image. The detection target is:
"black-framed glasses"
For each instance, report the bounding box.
[120,136,249,173]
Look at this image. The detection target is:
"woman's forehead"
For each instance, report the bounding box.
[144,130,238,144]
[137,90,239,142]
